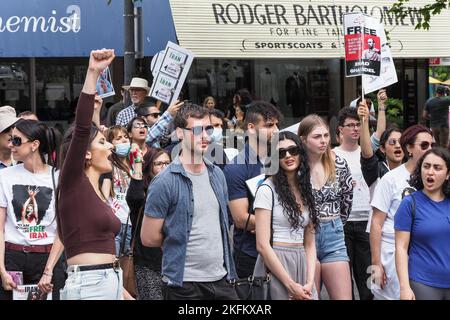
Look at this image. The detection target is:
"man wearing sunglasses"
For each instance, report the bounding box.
[0,106,19,170]
[334,106,374,300]
[141,103,237,300]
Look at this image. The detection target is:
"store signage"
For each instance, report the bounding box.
[0,0,176,57]
[169,0,450,58]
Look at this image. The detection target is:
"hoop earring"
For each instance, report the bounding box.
[408,152,412,158]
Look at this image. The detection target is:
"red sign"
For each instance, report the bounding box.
[429,58,441,65]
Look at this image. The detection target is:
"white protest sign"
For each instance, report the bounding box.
[362,24,398,94]
[150,50,165,77]
[149,41,194,105]
[344,13,381,78]
[280,122,300,134]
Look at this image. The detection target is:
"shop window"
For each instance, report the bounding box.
[0,60,30,114]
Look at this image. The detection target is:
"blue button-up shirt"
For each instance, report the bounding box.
[144,157,237,287]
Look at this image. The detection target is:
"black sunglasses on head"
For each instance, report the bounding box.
[183,125,214,136]
[278,146,300,159]
[9,136,30,147]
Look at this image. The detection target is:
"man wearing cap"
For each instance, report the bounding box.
[0,106,19,169]
[423,85,450,147]
[116,77,151,127]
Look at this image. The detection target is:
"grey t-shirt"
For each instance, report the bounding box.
[425,96,450,128]
[183,168,227,282]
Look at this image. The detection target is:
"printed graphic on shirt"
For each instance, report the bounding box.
[11,184,52,239]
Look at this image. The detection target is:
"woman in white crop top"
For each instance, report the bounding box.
[254,131,318,300]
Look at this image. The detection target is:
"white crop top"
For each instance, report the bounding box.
[253,180,310,244]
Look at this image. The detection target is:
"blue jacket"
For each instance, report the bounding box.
[144,156,237,287]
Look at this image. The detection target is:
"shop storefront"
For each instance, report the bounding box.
[169,0,450,129]
[0,0,175,127]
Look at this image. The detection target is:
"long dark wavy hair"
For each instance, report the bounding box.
[271,131,318,230]
[409,147,450,198]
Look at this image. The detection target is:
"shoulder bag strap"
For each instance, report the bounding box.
[408,194,416,254]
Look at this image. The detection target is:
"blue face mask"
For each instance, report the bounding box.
[115,142,131,157]
[210,127,223,144]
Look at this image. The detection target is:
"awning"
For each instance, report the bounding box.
[429,77,442,84]
[0,0,176,57]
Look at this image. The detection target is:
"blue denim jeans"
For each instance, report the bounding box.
[316,217,350,264]
[115,223,132,257]
[60,266,123,300]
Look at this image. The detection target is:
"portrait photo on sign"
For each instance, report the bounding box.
[96,66,115,98]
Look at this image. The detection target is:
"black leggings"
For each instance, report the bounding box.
[410,280,450,300]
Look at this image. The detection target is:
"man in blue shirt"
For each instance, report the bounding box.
[0,106,19,170]
[223,101,281,278]
[141,103,237,300]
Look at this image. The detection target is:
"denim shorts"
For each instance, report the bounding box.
[315,217,350,264]
[60,266,123,300]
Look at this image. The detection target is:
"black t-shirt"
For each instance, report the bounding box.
[425,96,450,127]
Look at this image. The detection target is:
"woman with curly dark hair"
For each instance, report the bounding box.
[253,131,318,300]
[395,147,450,300]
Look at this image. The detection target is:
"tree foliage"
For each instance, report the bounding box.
[390,0,450,29]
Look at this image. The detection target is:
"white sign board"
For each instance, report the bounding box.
[149,41,194,105]
[362,23,398,94]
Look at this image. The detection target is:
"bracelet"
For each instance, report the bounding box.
[378,108,386,112]
[43,272,53,277]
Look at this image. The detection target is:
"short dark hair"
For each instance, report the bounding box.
[436,85,446,95]
[173,102,210,128]
[135,106,151,117]
[338,106,359,127]
[209,108,225,122]
[244,100,282,128]
[400,124,433,156]
[138,96,157,108]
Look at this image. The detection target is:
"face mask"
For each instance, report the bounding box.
[115,142,131,157]
[210,127,223,144]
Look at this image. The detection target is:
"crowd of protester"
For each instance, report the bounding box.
[0,49,449,300]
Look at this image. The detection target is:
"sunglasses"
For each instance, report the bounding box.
[146,113,160,118]
[278,146,300,159]
[183,125,214,136]
[387,138,400,146]
[414,141,436,151]
[9,136,31,147]
[132,123,148,129]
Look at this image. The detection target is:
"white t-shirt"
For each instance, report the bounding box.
[370,164,411,242]
[0,164,58,245]
[334,146,371,221]
[108,168,131,225]
[254,180,310,244]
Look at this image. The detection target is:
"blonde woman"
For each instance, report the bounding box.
[298,114,353,300]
